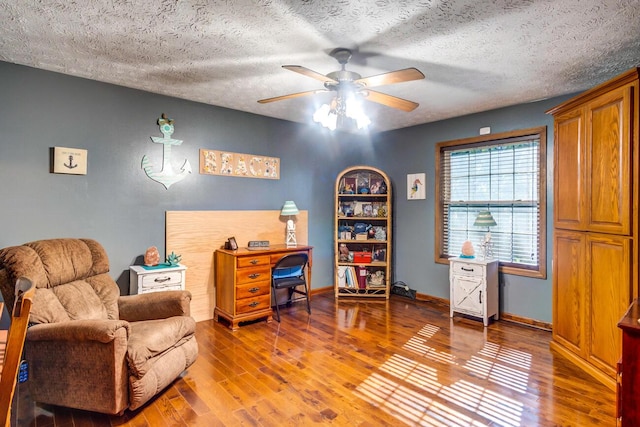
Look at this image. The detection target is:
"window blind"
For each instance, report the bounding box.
[440,138,541,269]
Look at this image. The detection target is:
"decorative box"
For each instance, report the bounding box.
[353,251,372,263]
[355,233,368,241]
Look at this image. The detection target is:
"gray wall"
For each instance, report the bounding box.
[0,60,572,323]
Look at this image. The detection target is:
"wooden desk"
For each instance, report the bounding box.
[214,245,313,330]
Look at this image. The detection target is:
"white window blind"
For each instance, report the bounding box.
[439,134,542,271]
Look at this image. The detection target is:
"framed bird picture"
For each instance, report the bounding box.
[407,173,426,200]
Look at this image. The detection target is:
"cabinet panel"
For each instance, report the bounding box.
[588,234,631,376]
[552,231,586,355]
[587,86,632,235]
[554,110,586,229]
[451,275,483,316]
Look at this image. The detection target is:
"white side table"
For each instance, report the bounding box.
[129,264,186,295]
[449,257,499,326]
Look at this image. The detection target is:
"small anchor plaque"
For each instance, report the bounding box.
[142,113,192,189]
[52,147,87,175]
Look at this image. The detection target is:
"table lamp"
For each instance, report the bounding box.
[280,200,300,247]
[474,211,497,259]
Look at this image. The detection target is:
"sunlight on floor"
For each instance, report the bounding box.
[355,322,532,426]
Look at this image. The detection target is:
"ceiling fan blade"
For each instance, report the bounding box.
[258,89,328,104]
[355,68,425,88]
[283,65,337,83]
[361,89,419,112]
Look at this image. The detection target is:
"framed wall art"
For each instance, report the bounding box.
[199,149,279,180]
[407,173,426,200]
[51,147,88,175]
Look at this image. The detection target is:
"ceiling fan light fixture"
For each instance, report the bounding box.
[344,95,371,129]
[313,94,370,131]
[313,103,338,130]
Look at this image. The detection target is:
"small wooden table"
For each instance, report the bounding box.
[214,244,312,330]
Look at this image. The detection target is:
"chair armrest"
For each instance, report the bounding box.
[118,290,192,322]
[26,319,130,343]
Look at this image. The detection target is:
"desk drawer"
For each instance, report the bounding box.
[237,255,270,268]
[236,281,270,299]
[236,265,271,285]
[141,271,183,288]
[236,294,271,314]
[270,252,305,264]
[450,261,485,278]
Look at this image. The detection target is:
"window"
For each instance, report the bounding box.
[435,127,546,278]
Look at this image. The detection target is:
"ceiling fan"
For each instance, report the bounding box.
[257,48,425,113]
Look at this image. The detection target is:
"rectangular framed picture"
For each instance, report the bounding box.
[407,173,426,200]
[51,147,88,175]
[362,204,373,217]
[341,177,356,194]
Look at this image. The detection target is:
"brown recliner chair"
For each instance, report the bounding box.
[0,238,198,415]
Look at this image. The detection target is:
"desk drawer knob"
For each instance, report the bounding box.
[461,267,474,272]
[249,287,260,293]
[250,259,259,265]
[248,273,261,279]
[249,301,259,307]
[154,276,171,283]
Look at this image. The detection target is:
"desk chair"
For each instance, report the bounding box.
[0,278,35,427]
[271,253,310,322]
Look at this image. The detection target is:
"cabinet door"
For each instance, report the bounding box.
[554,108,587,230]
[587,233,631,377]
[552,230,586,356]
[451,275,483,316]
[586,86,632,235]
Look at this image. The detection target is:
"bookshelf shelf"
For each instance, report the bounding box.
[334,165,392,299]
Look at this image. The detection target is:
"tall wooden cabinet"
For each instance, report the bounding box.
[334,166,392,298]
[547,67,639,390]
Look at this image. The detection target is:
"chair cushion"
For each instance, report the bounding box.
[273,275,306,289]
[126,316,196,378]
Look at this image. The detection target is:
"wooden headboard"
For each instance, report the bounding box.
[165,210,308,322]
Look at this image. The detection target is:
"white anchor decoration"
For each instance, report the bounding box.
[142,113,192,189]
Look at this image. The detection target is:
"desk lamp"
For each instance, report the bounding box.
[280,201,300,247]
[474,211,497,259]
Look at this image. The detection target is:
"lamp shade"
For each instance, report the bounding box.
[474,211,497,227]
[280,201,300,216]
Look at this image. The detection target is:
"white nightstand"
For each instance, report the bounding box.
[129,264,186,295]
[449,257,499,326]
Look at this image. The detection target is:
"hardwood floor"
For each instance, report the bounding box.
[12,292,616,426]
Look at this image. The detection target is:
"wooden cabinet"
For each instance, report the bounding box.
[334,166,391,298]
[449,257,499,326]
[548,67,639,389]
[129,264,186,295]
[553,84,633,234]
[617,300,640,426]
[214,245,313,330]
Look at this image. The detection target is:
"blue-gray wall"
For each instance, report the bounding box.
[0,60,573,323]
[372,97,573,323]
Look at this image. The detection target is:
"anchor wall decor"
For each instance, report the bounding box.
[51,147,87,175]
[142,113,192,189]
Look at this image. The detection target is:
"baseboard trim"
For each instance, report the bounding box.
[317,287,552,331]
[415,292,552,331]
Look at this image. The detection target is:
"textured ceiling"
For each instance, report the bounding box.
[1,0,639,133]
